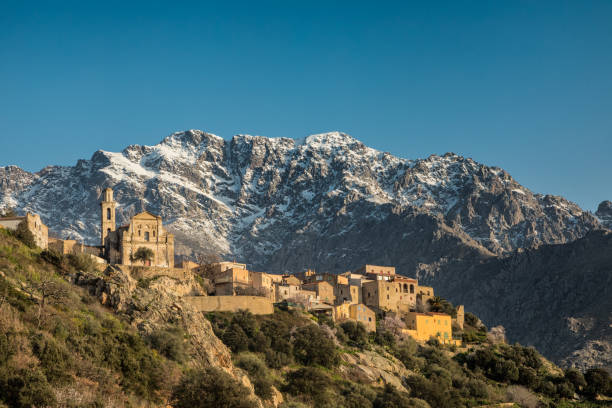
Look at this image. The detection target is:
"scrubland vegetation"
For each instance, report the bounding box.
[0,227,610,407]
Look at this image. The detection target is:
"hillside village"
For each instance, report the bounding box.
[0,187,464,346]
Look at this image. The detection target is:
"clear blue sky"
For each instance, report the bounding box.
[1,1,610,210]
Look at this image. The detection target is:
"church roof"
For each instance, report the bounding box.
[132,211,161,220]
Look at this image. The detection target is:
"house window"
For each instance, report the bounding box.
[106,208,111,220]
[153,230,155,237]
[386,295,389,300]
[144,231,150,241]
[410,284,414,294]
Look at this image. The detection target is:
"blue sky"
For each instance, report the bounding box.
[1,1,610,210]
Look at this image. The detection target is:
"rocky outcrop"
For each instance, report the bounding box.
[596,200,612,229]
[74,266,265,406]
[340,350,414,392]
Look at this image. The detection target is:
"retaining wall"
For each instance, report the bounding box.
[184,296,274,315]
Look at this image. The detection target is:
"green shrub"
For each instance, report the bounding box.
[373,384,413,408]
[284,366,333,404]
[31,333,74,385]
[0,367,56,408]
[67,253,95,272]
[374,328,396,348]
[235,353,274,400]
[147,326,187,362]
[292,324,339,368]
[265,349,292,369]
[564,368,586,391]
[222,323,250,353]
[40,249,65,269]
[583,368,612,398]
[340,321,369,348]
[14,221,36,248]
[172,366,258,408]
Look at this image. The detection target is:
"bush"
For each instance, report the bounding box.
[31,333,73,385]
[284,367,332,403]
[564,368,586,391]
[147,327,187,362]
[340,321,369,348]
[505,385,539,408]
[374,329,396,348]
[39,249,64,269]
[222,323,250,353]
[373,384,413,408]
[235,353,274,400]
[14,221,36,248]
[583,368,612,398]
[67,253,95,272]
[292,324,339,368]
[0,367,56,408]
[172,366,258,408]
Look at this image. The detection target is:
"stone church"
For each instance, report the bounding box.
[100,188,175,268]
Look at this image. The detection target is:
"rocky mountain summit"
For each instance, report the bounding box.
[0,129,603,273]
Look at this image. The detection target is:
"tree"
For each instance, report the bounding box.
[172,366,257,408]
[15,221,36,248]
[292,324,339,368]
[132,247,154,265]
[584,368,612,398]
[27,274,69,329]
[373,384,413,408]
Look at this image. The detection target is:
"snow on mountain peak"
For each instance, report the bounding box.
[0,129,602,268]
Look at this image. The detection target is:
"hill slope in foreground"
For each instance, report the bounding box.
[1,229,611,407]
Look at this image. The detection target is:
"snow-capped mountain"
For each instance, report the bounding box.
[0,130,604,273]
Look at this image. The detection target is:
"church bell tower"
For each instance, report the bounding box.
[100,187,116,246]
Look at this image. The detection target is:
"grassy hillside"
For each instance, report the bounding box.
[0,228,610,407]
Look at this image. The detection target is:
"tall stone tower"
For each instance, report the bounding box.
[100,187,116,246]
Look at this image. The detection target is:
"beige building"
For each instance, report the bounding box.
[354,264,396,281]
[333,303,376,332]
[362,279,402,312]
[302,281,335,304]
[213,267,250,295]
[334,284,361,305]
[275,284,316,303]
[101,188,175,268]
[0,213,48,249]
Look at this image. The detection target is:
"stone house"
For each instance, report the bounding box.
[334,284,361,305]
[301,281,335,304]
[213,267,251,296]
[354,264,396,281]
[0,213,48,249]
[362,279,402,312]
[101,188,174,268]
[334,303,376,332]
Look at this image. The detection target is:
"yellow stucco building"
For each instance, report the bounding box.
[403,312,461,346]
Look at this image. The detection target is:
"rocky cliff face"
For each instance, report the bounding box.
[596,201,612,229]
[0,130,602,273]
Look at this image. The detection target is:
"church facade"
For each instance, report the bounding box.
[100,188,175,268]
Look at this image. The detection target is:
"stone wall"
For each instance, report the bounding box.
[184,296,274,315]
[116,264,192,281]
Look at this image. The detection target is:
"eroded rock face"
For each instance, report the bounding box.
[74,266,264,406]
[596,200,612,229]
[340,350,414,393]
